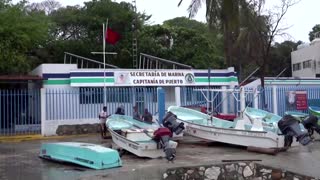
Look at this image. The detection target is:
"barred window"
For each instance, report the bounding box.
[106,87,131,103]
[292,63,301,71]
[302,60,312,69]
[80,87,103,104]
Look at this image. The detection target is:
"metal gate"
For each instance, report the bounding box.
[0,89,41,136]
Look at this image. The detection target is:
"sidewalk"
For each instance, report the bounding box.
[0,133,100,143]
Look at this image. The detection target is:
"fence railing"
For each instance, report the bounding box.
[45,87,158,121]
[2,85,320,136]
[0,89,41,136]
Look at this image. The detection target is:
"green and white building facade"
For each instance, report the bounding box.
[30,64,238,136]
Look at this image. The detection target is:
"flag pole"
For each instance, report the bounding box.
[103,19,108,106]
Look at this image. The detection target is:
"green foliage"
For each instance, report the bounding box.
[163,17,208,34]
[0,1,50,74]
[0,0,300,77]
[138,25,224,69]
[268,41,301,77]
[309,24,320,42]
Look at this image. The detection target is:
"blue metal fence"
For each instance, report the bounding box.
[181,87,258,115]
[180,87,222,112]
[2,85,320,136]
[276,86,320,116]
[45,87,158,121]
[0,89,41,136]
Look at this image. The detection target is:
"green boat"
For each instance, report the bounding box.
[284,111,309,121]
[39,142,122,170]
[309,106,320,117]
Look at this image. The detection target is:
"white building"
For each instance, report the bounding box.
[291,37,320,78]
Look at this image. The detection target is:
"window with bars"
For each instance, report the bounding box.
[302,60,312,69]
[79,87,103,104]
[292,63,301,71]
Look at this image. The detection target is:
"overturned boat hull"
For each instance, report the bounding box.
[39,142,122,170]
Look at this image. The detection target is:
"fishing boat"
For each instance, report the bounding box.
[106,114,178,161]
[309,106,320,117]
[284,111,309,121]
[168,106,311,149]
[39,142,122,170]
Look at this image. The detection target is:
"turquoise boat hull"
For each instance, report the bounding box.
[244,107,282,125]
[107,114,159,130]
[39,142,122,170]
[285,111,309,121]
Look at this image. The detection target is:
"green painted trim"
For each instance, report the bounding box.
[265,80,320,83]
[70,78,115,83]
[44,79,70,85]
[195,77,238,83]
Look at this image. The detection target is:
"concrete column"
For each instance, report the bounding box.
[229,85,235,113]
[40,88,46,136]
[221,86,228,114]
[175,87,181,107]
[253,88,259,109]
[240,87,246,118]
[272,85,278,114]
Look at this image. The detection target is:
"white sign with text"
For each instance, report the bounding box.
[114,70,195,86]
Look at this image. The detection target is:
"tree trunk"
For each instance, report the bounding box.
[224,23,232,67]
[260,64,266,110]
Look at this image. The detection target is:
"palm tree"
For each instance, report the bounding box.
[178,0,265,67]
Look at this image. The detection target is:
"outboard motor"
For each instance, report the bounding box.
[153,127,176,161]
[162,111,185,135]
[278,115,312,147]
[302,115,320,136]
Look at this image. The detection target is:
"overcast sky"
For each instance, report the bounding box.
[16,0,319,43]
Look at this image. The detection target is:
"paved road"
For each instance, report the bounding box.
[1,135,320,180]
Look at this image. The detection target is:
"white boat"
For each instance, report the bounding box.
[106,114,178,161]
[168,106,311,149]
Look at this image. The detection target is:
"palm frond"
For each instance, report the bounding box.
[187,0,203,18]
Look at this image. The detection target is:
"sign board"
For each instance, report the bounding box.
[114,71,195,86]
[286,91,308,110]
[69,69,238,87]
[295,91,308,110]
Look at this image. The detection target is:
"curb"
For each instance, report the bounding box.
[0,133,99,143]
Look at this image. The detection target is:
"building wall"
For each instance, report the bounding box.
[291,42,320,77]
[30,63,239,136]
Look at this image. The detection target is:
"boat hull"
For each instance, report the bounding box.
[39,142,122,170]
[181,120,292,148]
[168,106,299,149]
[109,128,177,158]
[107,114,178,159]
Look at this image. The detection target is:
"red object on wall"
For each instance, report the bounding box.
[296,91,308,110]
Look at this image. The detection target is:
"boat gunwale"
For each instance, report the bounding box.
[177,118,269,134]
[108,127,154,146]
